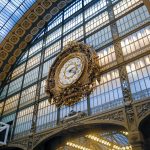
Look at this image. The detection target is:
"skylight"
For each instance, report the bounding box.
[0,0,36,43]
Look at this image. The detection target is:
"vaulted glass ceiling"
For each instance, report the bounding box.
[0,0,36,43]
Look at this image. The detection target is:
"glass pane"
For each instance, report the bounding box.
[113,0,142,18]
[63,13,83,35]
[44,41,61,60]
[63,26,83,46]
[97,45,116,67]
[64,0,82,20]
[23,67,39,88]
[3,94,19,115]
[36,100,57,132]
[42,57,56,78]
[121,26,150,58]
[117,6,149,36]
[85,11,109,35]
[11,63,26,80]
[0,85,8,100]
[86,25,112,49]
[26,53,41,71]
[29,40,43,57]
[20,84,37,108]
[126,55,150,101]
[84,0,107,21]
[14,105,34,138]
[90,69,123,114]
[8,76,23,96]
[46,28,62,46]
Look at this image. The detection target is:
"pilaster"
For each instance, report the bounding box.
[107,0,144,149]
[128,130,144,150]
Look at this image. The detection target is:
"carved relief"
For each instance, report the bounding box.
[3,64,11,72]
[96,110,125,122]
[31,103,39,133]
[31,27,39,35]
[3,42,14,52]
[8,56,16,64]
[51,7,59,15]
[37,20,45,28]
[19,41,27,49]
[25,34,33,43]
[118,66,136,130]
[13,49,22,57]
[41,1,52,9]
[15,27,25,37]
[21,19,32,29]
[43,13,52,22]
[118,66,132,104]
[0,50,8,60]
[126,106,134,123]
[60,111,87,129]
[136,101,150,119]
[114,42,124,63]
[9,35,19,44]
[57,1,67,9]
[27,135,34,150]
[27,12,38,22]
[34,5,45,15]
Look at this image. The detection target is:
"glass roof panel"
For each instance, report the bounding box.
[0,0,36,43]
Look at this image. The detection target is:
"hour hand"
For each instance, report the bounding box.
[68,68,76,74]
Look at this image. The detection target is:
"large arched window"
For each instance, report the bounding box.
[0,0,149,140]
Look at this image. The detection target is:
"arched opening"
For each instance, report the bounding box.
[34,124,131,150]
[139,114,150,150]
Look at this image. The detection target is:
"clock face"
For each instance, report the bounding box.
[58,57,84,87]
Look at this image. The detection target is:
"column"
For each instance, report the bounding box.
[128,130,144,150]
[107,0,144,149]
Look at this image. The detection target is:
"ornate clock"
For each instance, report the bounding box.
[45,41,100,107]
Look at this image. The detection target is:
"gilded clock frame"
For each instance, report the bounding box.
[46,41,100,107]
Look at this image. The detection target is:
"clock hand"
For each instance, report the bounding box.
[68,68,73,73]
[68,67,76,74]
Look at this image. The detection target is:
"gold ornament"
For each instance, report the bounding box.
[45,41,100,107]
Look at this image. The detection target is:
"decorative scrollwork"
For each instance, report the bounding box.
[97,110,125,122]
[126,106,134,123]
[118,66,132,104]
[136,101,150,119]
[45,41,100,107]
[114,42,124,63]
